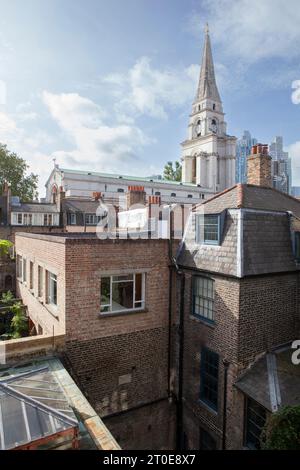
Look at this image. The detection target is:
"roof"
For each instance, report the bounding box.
[195,26,221,103]
[235,346,300,412]
[62,199,103,213]
[178,184,300,277]
[11,203,59,213]
[0,365,77,450]
[196,184,300,217]
[58,168,201,189]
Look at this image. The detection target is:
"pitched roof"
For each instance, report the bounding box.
[62,199,103,213]
[235,346,300,412]
[11,203,59,213]
[196,184,300,217]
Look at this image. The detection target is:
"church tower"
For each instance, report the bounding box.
[181,24,236,192]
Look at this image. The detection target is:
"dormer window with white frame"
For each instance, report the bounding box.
[196,212,226,246]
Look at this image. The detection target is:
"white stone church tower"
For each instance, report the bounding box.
[181,25,236,192]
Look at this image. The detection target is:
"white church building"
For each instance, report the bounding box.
[181,25,236,192]
[45,26,236,205]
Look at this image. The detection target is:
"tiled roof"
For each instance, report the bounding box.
[235,346,300,412]
[196,184,300,217]
[178,184,300,277]
[11,203,59,213]
[62,199,103,213]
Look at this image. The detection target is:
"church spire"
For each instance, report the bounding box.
[195,23,221,103]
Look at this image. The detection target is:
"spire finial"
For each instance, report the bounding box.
[205,22,209,35]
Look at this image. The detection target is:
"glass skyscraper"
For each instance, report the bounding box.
[236,131,257,184]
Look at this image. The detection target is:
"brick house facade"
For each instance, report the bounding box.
[15,233,177,449]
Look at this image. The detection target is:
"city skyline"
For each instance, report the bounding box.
[0,0,299,196]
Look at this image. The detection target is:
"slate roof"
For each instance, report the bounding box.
[11,203,59,213]
[235,346,300,412]
[195,183,300,217]
[62,199,103,213]
[178,184,300,277]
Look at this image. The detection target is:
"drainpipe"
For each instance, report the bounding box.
[222,359,230,450]
[167,209,174,398]
[176,269,185,450]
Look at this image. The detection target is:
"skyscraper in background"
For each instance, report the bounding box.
[269,136,292,194]
[236,130,257,183]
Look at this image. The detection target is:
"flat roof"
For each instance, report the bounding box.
[15,231,170,244]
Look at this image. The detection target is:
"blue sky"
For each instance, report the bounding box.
[0,0,299,195]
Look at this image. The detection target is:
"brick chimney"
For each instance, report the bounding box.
[126,186,146,209]
[56,186,65,210]
[247,144,272,187]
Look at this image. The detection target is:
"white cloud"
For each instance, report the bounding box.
[42,91,152,174]
[189,0,300,63]
[104,57,199,120]
[291,80,300,104]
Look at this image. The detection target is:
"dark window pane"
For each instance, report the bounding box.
[112,280,134,311]
[135,273,142,302]
[245,398,266,449]
[200,348,219,410]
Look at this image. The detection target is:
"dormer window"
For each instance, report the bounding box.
[196,212,225,245]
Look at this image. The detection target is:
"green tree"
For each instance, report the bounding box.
[9,302,28,339]
[0,239,13,257]
[262,406,300,450]
[0,143,38,201]
[163,160,182,182]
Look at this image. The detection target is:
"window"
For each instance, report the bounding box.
[29,261,34,290]
[23,214,28,225]
[196,214,220,245]
[17,213,22,225]
[213,103,216,110]
[70,213,76,225]
[100,273,145,314]
[17,255,22,279]
[171,193,176,197]
[48,214,52,226]
[245,398,267,450]
[117,188,124,193]
[187,194,193,199]
[29,214,32,225]
[43,214,47,226]
[22,258,27,283]
[193,277,214,322]
[155,191,161,196]
[199,428,217,450]
[200,348,219,411]
[85,214,101,225]
[47,271,57,306]
[38,266,43,298]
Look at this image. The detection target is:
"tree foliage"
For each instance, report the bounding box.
[163,160,182,182]
[0,239,13,257]
[0,143,38,201]
[262,406,300,450]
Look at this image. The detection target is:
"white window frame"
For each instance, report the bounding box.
[22,258,27,283]
[47,271,57,306]
[70,213,76,225]
[17,255,23,279]
[100,273,146,314]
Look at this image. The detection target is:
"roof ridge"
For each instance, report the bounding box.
[195,184,238,208]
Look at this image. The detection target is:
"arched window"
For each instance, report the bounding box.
[171,193,176,197]
[213,103,216,110]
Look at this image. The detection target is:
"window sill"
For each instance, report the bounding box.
[198,399,218,416]
[44,303,59,320]
[190,315,216,328]
[99,308,148,319]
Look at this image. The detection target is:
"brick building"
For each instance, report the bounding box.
[14,233,177,449]
[13,145,300,450]
[176,145,300,449]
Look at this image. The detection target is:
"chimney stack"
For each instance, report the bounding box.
[247,144,272,187]
[126,186,146,210]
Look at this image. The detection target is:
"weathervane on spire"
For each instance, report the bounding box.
[205,22,209,34]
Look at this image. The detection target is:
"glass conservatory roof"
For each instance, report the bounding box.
[0,365,78,450]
